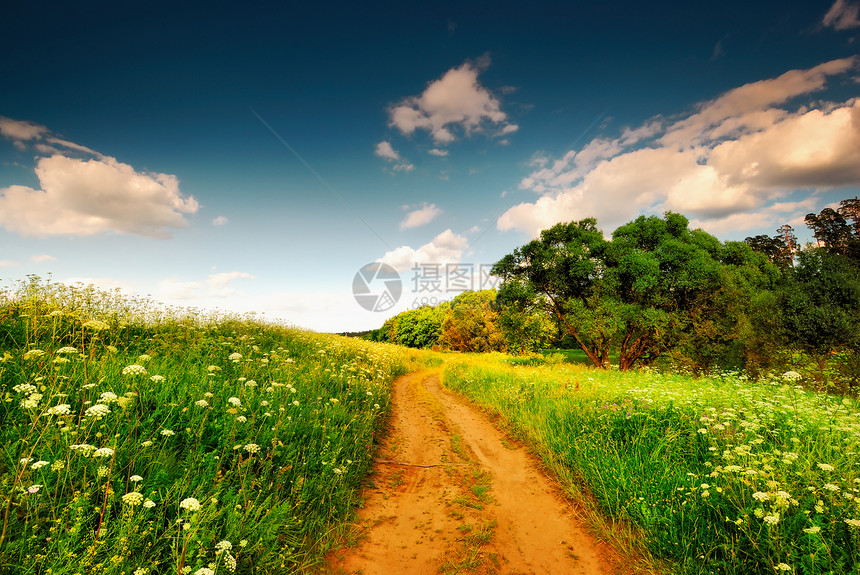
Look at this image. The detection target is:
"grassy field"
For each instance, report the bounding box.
[442,355,860,575]
[0,280,432,575]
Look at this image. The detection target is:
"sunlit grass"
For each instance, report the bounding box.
[0,278,431,574]
[442,355,860,574]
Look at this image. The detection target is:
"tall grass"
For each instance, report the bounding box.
[0,278,425,575]
[443,356,860,574]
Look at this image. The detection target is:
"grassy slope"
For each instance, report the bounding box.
[0,281,432,574]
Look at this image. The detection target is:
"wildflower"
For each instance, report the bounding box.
[93,447,115,458]
[20,396,41,409]
[106,345,118,353]
[160,429,175,437]
[27,484,42,494]
[195,399,210,408]
[817,463,835,472]
[244,380,258,387]
[30,461,50,470]
[194,569,214,575]
[330,398,339,404]
[236,415,247,423]
[215,540,233,552]
[207,365,221,372]
[228,352,242,362]
[134,569,149,575]
[82,320,109,331]
[239,539,248,547]
[775,563,792,572]
[13,383,37,395]
[130,475,143,482]
[244,443,260,453]
[179,497,201,512]
[70,444,97,455]
[138,354,151,362]
[122,492,144,506]
[141,440,153,447]
[98,392,118,404]
[46,404,71,415]
[261,400,269,407]
[85,404,111,419]
[51,461,65,472]
[293,400,301,407]
[823,483,840,492]
[782,371,802,382]
[803,526,821,534]
[845,518,860,528]
[143,499,156,509]
[122,364,147,376]
[228,397,241,406]
[150,375,165,382]
[223,553,237,572]
[23,349,45,360]
[763,514,780,525]
[97,465,110,478]
[56,346,79,354]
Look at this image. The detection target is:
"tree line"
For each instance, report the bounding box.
[367,198,860,390]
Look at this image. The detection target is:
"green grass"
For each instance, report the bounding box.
[0,279,430,574]
[442,357,860,575]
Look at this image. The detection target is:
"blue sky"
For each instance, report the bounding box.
[1,0,859,331]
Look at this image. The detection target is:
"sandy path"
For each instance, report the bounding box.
[324,370,623,575]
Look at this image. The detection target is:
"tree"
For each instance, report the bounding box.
[438,290,507,352]
[492,213,745,371]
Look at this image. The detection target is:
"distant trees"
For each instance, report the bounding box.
[367,196,860,389]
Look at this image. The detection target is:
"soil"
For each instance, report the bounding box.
[323,370,626,575]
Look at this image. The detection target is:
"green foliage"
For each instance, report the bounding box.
[493,213,776,371]
[438,291,507,353]
[0,279,418,574]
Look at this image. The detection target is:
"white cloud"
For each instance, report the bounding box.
[0,260,20,267]
[212,216,229,226]
[399,203,442,230]
[388,59,517,145]
[158,271,255,300]
[500,58,860,237]
[374,141,414,172]
[380,229,468,273]
[823,0,860,30]
[428,148,449,157]
[0,118,198,238]
[31,254,55,263]
[0,117,48,146]
[0,155,198,238]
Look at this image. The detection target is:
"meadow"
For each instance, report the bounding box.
[442,355,860,574]
[0,279,429,575]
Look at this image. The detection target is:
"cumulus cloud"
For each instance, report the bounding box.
[212,216,229,226]
[400,203,442,230]
[428,148,449,157]
[388,59,517,145]
[31,254,55,262]
[0,117,198,238]
[158,271,255,300]
[823,0,860,30]
[499,57,860,237]
[374,141,414,172]
[380,229,468,273]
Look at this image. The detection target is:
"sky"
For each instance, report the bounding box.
[1,0,859,332]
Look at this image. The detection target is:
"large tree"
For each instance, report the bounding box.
[493,213,768,371]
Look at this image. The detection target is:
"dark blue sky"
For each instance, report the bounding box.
[1,1,858,330]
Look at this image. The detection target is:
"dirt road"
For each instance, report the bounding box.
[324,370,624,575]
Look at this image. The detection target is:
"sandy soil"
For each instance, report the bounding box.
[323,370,625,575]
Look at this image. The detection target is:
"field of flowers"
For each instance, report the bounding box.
[0,279,427,575]
[443,356,860,575]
